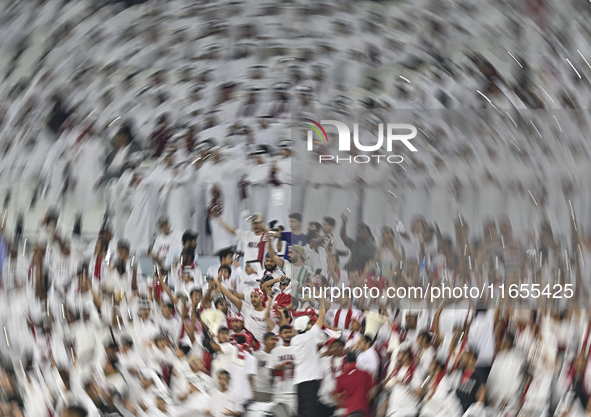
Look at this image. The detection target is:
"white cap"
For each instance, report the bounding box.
[294,316,310,332]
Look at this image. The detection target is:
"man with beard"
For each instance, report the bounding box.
[262,253,286,279]
[227,312,260,351]
[267,236,312,295]
[215,279,269,343]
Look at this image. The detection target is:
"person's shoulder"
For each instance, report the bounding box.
[368,346,380,359]
[216,387,239,398]
[271,345,285,354]
[220,342,237,354]
[310,323,322,336]
[240,300,253,311]
[350,365,370,378]
[235,229,249,237]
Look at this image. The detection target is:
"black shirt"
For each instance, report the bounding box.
[47,108,69,134]
[573,375,589,410]
[455,369,487,412]
[344,239,376,272]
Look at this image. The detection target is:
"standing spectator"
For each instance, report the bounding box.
[209,370,242,417]
[150,216,182,270]
[292,299,326,417]
[333,352,376,417]
[151,113,172,157]
[253,332,277,401]
[340,215,376,273]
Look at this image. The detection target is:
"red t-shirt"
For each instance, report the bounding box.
[334,364,375,417]
[364,273,385,292]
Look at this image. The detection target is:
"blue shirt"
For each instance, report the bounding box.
[280,232,307,260]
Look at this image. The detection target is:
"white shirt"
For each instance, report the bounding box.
[152,230,183,262]
[107,145,131,174]
[305,246,328,277]
[240,301,268,342]
[318,355,344,406]
[357,347,380,380]
[235,269,260,297]
[211,343,237,381]
[292,324,323,384]
[253,350,274,394]
[270,345,297,395]
[209,389,242,417]
[228,351,257,403]
[157,314,182,344]
[467,311,496,367]
[487,348,525,405]
[133,317,159,346]
[206,263,238,286]
[51,252,81,289]
[235,229,265,264]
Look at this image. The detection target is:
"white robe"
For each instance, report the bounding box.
[69,135,105,211]
[201,159,245,253]
[361,163,395,239]
[267,156,291,229]
[163,166,194,234]
[245,162,271,221]
[124,179,159,254]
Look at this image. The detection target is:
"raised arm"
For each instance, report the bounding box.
[276,307,291,327]
[216,280,243,311]
[262,277,281,293]
[267,235,285,269]
[340,215,352,247]
[214,215,237,236]
[158,275,179,306]
[131,262,138,294]
[386,243,404,262]
[90,286,103,310]
[202,282,216,309]
[326,251,340,285]
[315,298,326,329]
[264,299,275,330]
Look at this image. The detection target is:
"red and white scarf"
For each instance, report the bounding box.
[257,233,268,264]
[388,361,416,385]
[334,309,353,330]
